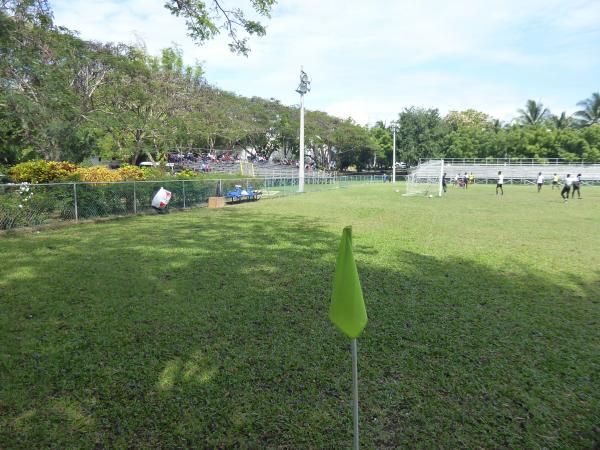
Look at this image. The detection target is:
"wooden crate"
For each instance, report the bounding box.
[208,196,225,208]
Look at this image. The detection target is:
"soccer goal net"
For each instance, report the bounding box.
[404,159,444,197]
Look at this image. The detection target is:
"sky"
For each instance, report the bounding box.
[51,0,600,125]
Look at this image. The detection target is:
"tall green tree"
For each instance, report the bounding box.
[444,110,496,159]
[574,92,600,127]
[517,100,550,125]
[550,112,573,129]
[368,121,393,167]
[396,107,447,165]
[332,119,379,171]
[0,0,99,161]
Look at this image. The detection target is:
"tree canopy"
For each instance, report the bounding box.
[164,0,276,55]
[1,1,600,170]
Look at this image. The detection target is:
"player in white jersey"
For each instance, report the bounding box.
[561,174,573,202]
[571,173,582,199]
[536,172,544,192]
[496,171,504,196]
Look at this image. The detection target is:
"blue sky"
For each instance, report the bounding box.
[51,0,600,124]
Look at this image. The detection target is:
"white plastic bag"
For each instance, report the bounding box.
[152,187,172,209]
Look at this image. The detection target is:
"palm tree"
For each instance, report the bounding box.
[574,92,600,126]
[491,118,503,133]
[551,112,573,129]
[517,100,550,125]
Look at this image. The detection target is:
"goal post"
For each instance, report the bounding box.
[438,158,444,197]
[403,159,445,197]
[239,161,255,177]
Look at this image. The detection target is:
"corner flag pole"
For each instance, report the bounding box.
[329,226,368,450]
[352,338,360,450]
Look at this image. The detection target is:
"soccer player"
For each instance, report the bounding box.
[552,173,559,190]
[442,172,448,192]
[469,173,475,185]
[571,173,582,199]
[536,172,544,192]
[464,172,469,189]
[561,174,573,202]
[496,171,504,195]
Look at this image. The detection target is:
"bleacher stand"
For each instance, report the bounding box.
[412,159,600,185]
[167,151,331,178]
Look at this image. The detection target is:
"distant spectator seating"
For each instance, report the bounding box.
[412,158,600,183]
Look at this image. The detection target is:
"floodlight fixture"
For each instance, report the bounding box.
[296,69,311,95]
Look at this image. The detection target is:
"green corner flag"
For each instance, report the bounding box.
[330,226,367,339]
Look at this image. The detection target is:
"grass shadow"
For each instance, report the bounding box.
[0,207,599,448]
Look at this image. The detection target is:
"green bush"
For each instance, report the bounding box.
[9,160,79,183]
[0,164,10,183]
[140,167,166,180]
[75,184,133,219]
[0,184,74,229]
[118,165,146,180]
[175,169,196,179]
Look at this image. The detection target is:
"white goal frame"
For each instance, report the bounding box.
[403,159,444,197]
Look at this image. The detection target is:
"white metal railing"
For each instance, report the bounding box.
[421,158,600,166]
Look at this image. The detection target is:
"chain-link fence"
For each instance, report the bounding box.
[0,175,385,231]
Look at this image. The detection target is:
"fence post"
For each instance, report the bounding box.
[73,183,78,221]
[133,181,137,214]
[182,180,186,208]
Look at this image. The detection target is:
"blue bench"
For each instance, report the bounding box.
[226,185,262,203]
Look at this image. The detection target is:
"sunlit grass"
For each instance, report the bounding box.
[1,183,599,448]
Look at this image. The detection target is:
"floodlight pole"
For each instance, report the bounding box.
[299,93,305,193]
[392,125,397,183]
[296,67,310,193]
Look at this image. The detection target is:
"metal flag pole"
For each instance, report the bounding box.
[392,124,396,183]
[352,338,360,450]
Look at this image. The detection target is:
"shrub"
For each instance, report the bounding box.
[0,183,75,229]
[76,166,124,183]
[175,169,197,179]
[140,167,167,180]
[0,164,10,183]
[10,160,79,183]
[118,165,146,181]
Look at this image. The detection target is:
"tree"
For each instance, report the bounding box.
[0,0,101,161]
[164,0,276,55]
[444,110,496,159]
[574,92,600,127]
[517,100,550,126]
[332,119,379,171]
[368,121,393,167]
[395,107,447,165]
[550,112,573,129]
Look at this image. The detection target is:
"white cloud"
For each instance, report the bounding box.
[50,0,600,124]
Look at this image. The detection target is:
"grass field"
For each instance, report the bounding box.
[1,183,599,449]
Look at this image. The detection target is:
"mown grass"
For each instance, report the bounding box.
[1,183,599,449]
